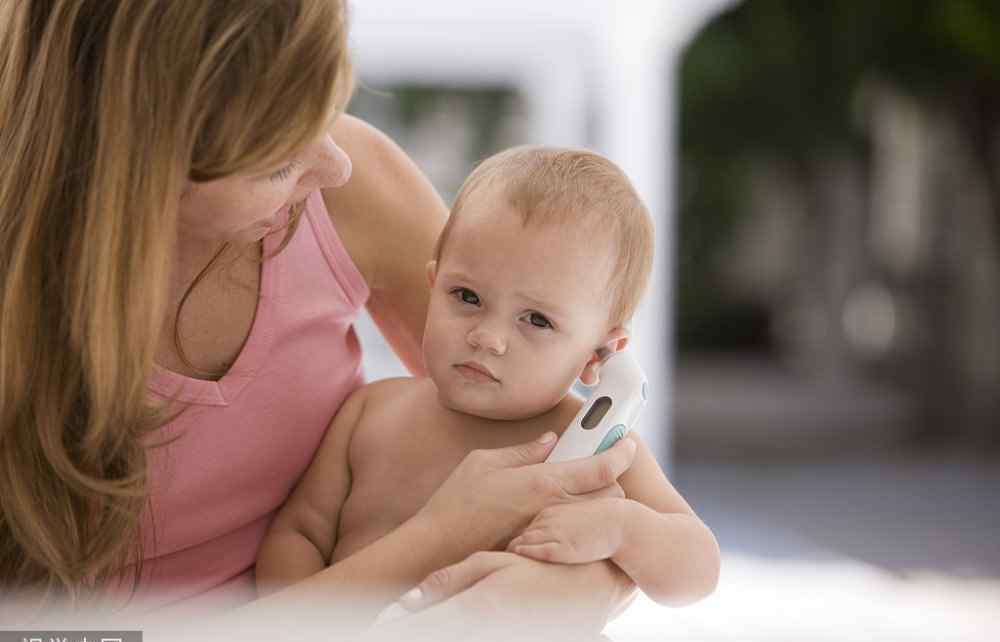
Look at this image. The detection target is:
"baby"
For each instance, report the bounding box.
[255,145,720,610]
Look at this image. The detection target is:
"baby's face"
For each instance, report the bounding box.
[423,197,619,420]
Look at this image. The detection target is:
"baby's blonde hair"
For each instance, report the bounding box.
[435,146,654,328]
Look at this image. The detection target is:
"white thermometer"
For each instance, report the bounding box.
[546,351,648,462]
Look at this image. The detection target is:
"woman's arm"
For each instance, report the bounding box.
[145,433,637,642]
[148,512,458,642]
[322,114,448,375]
[379,552,637,642]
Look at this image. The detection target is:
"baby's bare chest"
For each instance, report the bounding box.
[331,410,468,561]
[330,389,551,562]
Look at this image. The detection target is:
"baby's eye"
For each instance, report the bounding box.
[450,287,480,306]
[527,312,552,329]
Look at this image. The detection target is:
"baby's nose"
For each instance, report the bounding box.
[467,327,506,356]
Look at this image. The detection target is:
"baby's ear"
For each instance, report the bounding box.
[425,260,438,288]
[579,326,630,386]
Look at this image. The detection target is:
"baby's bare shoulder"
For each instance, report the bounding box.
[348,377,439,450]
[359,376,431,407]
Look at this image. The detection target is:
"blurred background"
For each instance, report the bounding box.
[346,1,999,639]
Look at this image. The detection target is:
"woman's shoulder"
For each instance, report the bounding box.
[321,114,447,289]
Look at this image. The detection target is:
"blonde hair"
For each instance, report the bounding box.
[0,0,352,608]
[436,146,654,328]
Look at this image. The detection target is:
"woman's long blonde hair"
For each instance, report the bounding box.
[0,0,352,607]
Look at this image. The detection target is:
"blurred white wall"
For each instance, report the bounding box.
[350,0,738,466]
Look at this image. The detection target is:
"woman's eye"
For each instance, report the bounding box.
[451,288,480,305]
[269,160,301,182]
[527,312,552,329]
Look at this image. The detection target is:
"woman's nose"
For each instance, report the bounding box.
[467,326,507,356]
[301,134,352,190]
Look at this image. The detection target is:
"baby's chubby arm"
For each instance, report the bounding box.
[255,386,365,596]
[508,434,720,607]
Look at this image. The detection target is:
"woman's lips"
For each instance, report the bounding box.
[454,362,499,383]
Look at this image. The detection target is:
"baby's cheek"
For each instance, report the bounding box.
[516,355,577,409]
[422,325,455,382]
[424,310,459,353]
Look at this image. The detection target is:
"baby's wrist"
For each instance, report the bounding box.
[610,498,642,560]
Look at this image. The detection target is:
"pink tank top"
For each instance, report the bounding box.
[127,190,369,616]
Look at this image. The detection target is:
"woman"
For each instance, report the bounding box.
[0,1,636,638]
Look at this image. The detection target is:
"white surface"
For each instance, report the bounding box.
[606,553,1000,642]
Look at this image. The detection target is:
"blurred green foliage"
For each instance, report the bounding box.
[678,0,1000,351]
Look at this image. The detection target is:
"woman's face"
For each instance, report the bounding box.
[178,132,351,245]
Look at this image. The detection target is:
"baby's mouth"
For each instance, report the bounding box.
[454,361,500,383]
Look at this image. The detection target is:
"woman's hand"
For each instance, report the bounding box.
[367,552,635,642]
[416,432,636,557]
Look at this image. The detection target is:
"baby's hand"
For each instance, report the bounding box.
[507,498,626,564]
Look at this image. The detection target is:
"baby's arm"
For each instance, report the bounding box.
[508,434,720,606]
[255,386,366,596]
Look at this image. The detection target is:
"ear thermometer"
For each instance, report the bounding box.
[546,351,648,462]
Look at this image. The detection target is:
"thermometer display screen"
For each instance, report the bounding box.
[581,396,612,429]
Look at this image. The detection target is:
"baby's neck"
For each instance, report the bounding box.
[432,383,585,440]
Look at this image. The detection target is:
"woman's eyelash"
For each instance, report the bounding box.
[269,160,301,182]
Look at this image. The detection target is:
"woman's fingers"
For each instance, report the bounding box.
[569,481,625,502]
[399,551,519,613]
[510,542,568,563]
[489,431,559,467]
[414,431,564,554]
[413,432,629,559]
[546,437,636,495]
[508,529,554,550]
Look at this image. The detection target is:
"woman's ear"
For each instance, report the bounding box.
[579,326,630,386]
[426,260,438,288]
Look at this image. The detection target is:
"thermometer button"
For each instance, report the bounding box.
[594,424,627,454]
